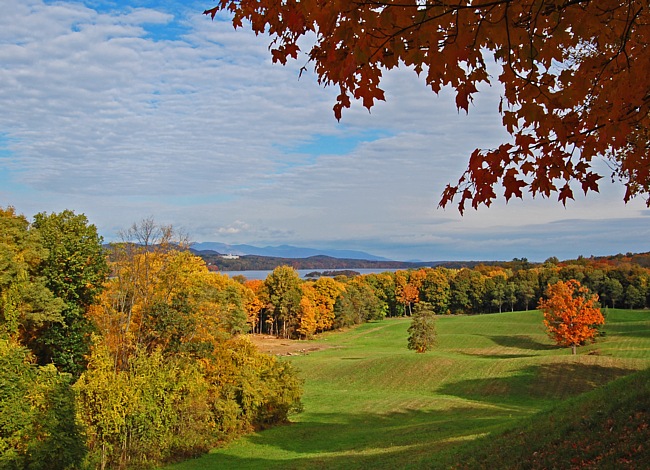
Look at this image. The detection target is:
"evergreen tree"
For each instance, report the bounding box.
[407,302,437,353]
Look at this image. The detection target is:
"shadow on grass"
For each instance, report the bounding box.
[174,444,454,470]
[171,364,642,470]
[489,335,557,351]
[439,362,634,405]
[458,335,555,359]
[601,310,650,338]
[251,407,504,454]
[460,352,537,359]
[170,406,510,470]
[604,323,650,338]
[440,368,650,470]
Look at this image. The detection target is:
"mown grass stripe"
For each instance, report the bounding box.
[168,309,650,469]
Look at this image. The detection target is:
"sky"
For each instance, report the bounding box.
[1,0,648,262]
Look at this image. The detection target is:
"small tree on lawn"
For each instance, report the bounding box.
[407,302,437,353]
[538,279,604,355]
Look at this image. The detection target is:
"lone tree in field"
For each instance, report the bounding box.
[538,279,604,355]
[205,1,650,212]
[407,302,437,353]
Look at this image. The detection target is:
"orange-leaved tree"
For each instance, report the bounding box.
[205,1,650,212]
[395,270,423,316]
[538,279,604,355]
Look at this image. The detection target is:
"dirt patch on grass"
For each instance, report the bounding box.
[248,334,330,356]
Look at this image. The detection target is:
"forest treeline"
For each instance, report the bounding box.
[243,253,650,339]
[2,206,649,468]
[0,208,302,469]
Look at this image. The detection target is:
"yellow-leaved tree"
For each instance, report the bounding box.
[78,220,303,468]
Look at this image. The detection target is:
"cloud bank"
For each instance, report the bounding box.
[1,0,647,261]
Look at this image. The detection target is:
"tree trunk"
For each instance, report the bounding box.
[572,344,577,355]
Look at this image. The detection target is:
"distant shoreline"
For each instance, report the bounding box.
[218,268,400,281]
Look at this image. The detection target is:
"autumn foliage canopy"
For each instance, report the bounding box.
[205,0,650,212]
[538,279,604,354]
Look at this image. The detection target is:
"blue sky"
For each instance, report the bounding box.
[1,0,648,262]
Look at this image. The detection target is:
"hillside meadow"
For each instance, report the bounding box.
[168,308,650,469]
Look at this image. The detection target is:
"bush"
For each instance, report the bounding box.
[0,338,85,469]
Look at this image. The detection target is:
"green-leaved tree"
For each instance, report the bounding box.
[30,210,108,377]
[0,207,64,341]
[407,302,437,353]
[265,266,303,338]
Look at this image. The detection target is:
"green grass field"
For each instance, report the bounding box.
[168,309,650,469]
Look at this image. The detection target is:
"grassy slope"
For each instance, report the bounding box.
[445,366,650,469]
[169,309,650,469]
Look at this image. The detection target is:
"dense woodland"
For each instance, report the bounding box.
[0,208,302,469]
[2,206,649,468]
[245,253,650,339]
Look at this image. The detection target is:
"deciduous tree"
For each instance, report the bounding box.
[513,268,539,311]
[449,268,486,314]
[0,338,85,469]
[395,270,421,316]
[0,207,64,342]
[205,1,650,211]
[486,269,509,313]
[624,284,645,309]
[264,266,303,338]
[538,279,604,355]
[74,340,215,469]
[600,277,624,309]
[311,276,345,332]
[333,279,384,328]
[81,231,305,467]
[420,268,451,315]
[30,210,108,377]
[244,279,268,333]
[91,220,195,367]
[296,284,318,339]
[365,272,398,317]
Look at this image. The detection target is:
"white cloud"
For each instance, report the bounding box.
[0,0,646,261]
[216,220,250,235]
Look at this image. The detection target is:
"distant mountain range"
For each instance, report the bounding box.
[190,242,391,261]
[188,242,488,272]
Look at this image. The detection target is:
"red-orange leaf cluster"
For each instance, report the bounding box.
[205,0,649,212]
[538,279,604,355]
